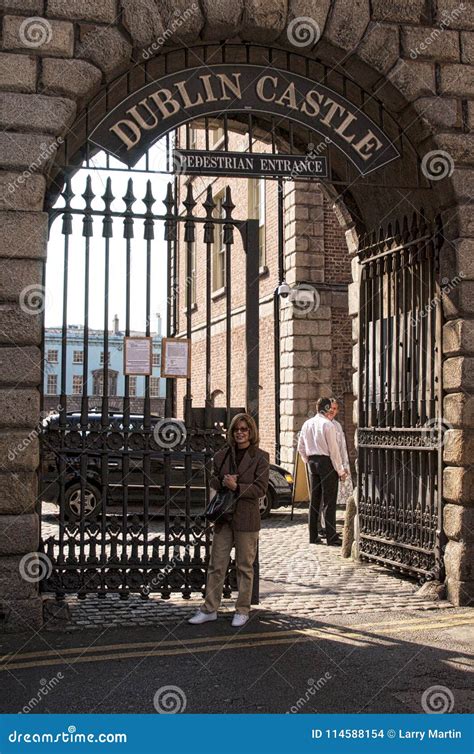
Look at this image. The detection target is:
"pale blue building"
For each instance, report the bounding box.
[43,314,165,410]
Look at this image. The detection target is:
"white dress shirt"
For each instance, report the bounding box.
[333,418,350,472]
[297,412,345,475]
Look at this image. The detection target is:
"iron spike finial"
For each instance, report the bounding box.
[102,177,113,239]
[163,181,176,242]
[82,174,95,238]
[144,179,155,213]
[203,186,216,245]
[183,182,196,215]
[203,186,216,217]
[222,185,235,217]
[123,177,136,240]
[144,179,156,241]
[163,181,175,216]
[61,176,73,236]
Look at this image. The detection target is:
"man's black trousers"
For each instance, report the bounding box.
[307,455,339,543]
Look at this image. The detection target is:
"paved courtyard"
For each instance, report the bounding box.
[41,505,452,630]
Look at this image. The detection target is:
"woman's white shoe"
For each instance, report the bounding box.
[231,613,249,627]
[188,610,217,624]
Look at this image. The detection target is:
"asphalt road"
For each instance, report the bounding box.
[1,608,472,715]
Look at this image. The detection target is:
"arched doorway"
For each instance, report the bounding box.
[39,43,446,602]
[1,5,471,630]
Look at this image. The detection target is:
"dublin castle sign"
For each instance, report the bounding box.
[90,65,399,175]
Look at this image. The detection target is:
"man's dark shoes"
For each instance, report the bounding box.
[309,536,322,545]
[327,536,342,546]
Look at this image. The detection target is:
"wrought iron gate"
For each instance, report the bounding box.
[40,171,261,600]
[357,214,444,580]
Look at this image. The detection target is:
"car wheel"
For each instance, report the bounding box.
[259,489,273,519]
[65,482,101,521]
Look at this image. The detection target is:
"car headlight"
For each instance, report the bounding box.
[284,473,293,484]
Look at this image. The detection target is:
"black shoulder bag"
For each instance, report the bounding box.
[205,447,236,523]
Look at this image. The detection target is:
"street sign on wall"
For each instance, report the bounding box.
[174,149,328,179]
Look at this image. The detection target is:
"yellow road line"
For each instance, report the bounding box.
[1,617,472,673]
[1,613,469,664]
[0,615,468,662]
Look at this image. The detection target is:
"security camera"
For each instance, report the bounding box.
[277,281,291,298]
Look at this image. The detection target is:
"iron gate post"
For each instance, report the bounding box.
[238,219,260,604]
[239,219,260,423]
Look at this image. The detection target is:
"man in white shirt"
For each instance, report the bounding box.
[297,397,347,545]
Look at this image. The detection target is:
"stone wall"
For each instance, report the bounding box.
[0,1,472,631]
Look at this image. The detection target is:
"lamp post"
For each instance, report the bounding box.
[274,178,287,465]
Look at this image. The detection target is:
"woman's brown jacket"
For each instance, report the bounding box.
[209,444,270,532]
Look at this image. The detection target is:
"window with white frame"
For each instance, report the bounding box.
[129,376,137,397]
[150,377,160,397]
[248,178,266,267]
[92,370,117,396]
[152,352,160,367]
[212,191,226,292]
[47,349,58,363]
[72,375,82,395]
[46,374,57,395]
[73,350,83,364]
[100,351,110,365]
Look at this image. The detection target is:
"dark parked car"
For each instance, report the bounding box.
[40,413,293,521]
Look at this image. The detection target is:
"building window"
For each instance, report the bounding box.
[248,178,266,267]
[46,374,57,395]
[73,350,83,364]
[210,120,224,149]
[93,370,117,396]
[212,192,226,292]
[150,377,160,397]
[129,376,137,397]
[152,352,160,367]
[100,351,110,365]
[72,375,82,395]
[47,350,58,364]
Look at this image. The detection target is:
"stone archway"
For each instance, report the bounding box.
[0,1,472,630]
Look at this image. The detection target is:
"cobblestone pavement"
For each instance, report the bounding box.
[41,504,453,629]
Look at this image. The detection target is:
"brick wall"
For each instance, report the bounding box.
[323,198,356,465]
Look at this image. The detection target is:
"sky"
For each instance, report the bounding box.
[45,140,173,334]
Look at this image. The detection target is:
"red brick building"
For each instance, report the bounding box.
[175,125,355,470]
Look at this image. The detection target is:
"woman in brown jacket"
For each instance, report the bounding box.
[189,413,270,628]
